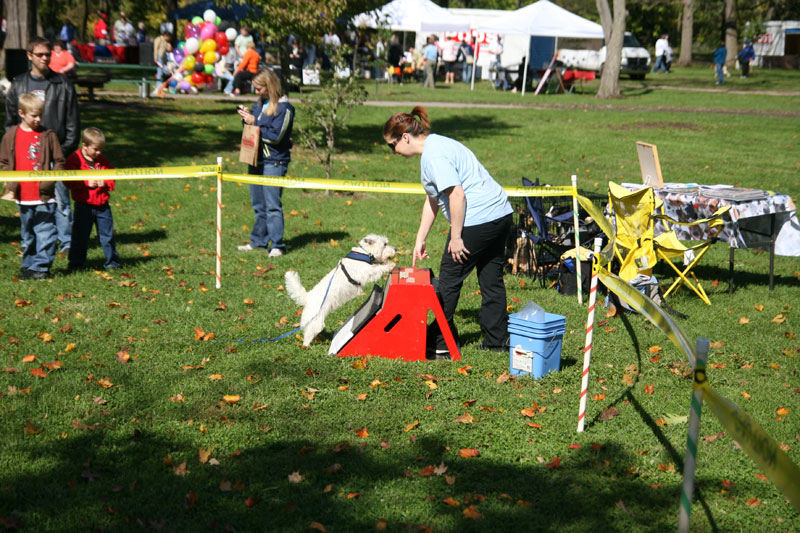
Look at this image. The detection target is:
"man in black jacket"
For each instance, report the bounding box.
[5,36,80,255]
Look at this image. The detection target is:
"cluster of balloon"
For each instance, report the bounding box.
[171,9,237,92]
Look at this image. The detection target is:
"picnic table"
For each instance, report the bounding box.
[74,62,158,100]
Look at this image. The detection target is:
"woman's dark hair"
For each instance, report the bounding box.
[383,106,430,140]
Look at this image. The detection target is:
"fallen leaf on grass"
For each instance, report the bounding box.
[657,463,676,473]
[457,365,471,376]
[463,505,483,519]
[649,355,661,363]
[710,363,726,369]
[521,407,537,417]
[346,493,360,499]
[772,314,786,324]
[355,426,369,438]
[24,421,40,435]
[31,367,48,378]
[702,431,725,444]
[738,317,750,325]
[741,391,751,400]
[309,522,326,532]
[754,304,764,312]
[21,355,36,363]
[643,384,654,395]
[375,519,388,531]
[459,448,480,458]
[222,395,241,404]
[173,462,189,476]
[648,346,662,354]
[455,412,474,424]
[288,471,303,483]
[746,497,761,507]
[96,377,113,388]
[351,357,368,370]
[546,457,561,469]
[776,407,789,416]
[527,422,543,429]
[496,372,511,383]
[356,393,367,401]
[754,473,768,481]
[404,420,419,432]
[198,447,212,464]
[601,407,619,420]
[442,496,460,507]
[622,374,634,386]
[592,394,606,401]
[244,495,259,508]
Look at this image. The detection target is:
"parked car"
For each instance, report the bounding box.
[556,33,651,80]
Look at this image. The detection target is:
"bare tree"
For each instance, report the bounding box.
[723,0,738,69]
[596,0,612,43]
[676,0,693,66]
[5,0,38,50]
[596,0,626,99]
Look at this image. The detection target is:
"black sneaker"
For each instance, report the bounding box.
[30,270,51,280]
[19,269,34,280]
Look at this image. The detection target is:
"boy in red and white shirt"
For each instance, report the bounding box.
[65,127,120,270]
[0,93,65,279]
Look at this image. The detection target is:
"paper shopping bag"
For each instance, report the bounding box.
[239,124,260,166]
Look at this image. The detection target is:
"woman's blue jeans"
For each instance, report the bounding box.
[248,161,288,252]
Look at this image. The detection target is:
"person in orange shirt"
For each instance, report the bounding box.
[49,40,76,75]
[232,41,260,96]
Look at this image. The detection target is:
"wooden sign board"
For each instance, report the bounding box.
[636,141,664,188]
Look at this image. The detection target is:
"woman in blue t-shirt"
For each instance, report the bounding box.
[383,106,513,356]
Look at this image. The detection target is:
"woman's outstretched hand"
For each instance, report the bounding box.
[413,241,429,267]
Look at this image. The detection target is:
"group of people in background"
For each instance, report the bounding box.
[653,32,756,85]
[2,37,119,280]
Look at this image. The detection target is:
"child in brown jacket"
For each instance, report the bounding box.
[0,93,66,279]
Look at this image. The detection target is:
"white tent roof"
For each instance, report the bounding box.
[480,0,603,38]
[353,0,455,33]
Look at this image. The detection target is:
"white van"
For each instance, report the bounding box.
[556,33,651,79]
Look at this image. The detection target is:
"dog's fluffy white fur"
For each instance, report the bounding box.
[285,234,396,346]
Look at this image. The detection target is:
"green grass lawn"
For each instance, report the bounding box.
[0,76,798,531]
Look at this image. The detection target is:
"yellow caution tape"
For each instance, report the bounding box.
[224,174,577,198]
[694,371,800,510]
[0,165,220,181]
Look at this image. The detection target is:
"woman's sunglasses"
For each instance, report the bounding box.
[387,140,398,152]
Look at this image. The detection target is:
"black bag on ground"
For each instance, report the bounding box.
[556,258,592,296]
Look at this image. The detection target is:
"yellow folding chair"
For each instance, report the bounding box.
[652,206,730,305]
[607,182,658,282]
[608,182,731,305]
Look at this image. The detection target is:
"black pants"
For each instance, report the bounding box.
[233,70,254,93]
[431,213,513,350]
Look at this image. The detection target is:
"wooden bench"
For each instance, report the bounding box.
[74,62,158,99]
[72,71,111,101]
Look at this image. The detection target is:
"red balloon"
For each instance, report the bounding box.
[218,43,229,56]
[205,73,214,83]
[215,32,227,46]
[191,71,204,84]
[195,52,205,63]
[183,23,193,37]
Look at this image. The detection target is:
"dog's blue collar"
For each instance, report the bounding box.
[345,250,375,264]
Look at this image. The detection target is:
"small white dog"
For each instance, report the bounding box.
[285,234,396,346]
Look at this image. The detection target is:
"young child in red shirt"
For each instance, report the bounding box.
[65,127,120,270]
[0,93,65,279]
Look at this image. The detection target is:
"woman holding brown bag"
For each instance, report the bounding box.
[236,69,294,257]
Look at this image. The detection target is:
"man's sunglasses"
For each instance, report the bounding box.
[31,52,51,58]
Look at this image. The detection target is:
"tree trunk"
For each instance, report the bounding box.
[676,0,694,66]
[595,0,612,44]
[5,0,38,50]
[723,0,737,68]
[596,0,626,99]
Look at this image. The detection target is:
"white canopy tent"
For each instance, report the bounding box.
[419,0,604,94]
[352,0,455,32]
[478,0,604,94]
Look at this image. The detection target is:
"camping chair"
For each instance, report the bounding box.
[608,182,730,305]
[521,177,593,286]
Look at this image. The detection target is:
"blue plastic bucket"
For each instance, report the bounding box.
[508,311,566,379]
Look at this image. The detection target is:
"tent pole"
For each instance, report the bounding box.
[470,36,477,91]
[521,49,529,96]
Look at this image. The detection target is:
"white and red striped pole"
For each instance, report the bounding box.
[577,237,603,433]
[215,156,223,289]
